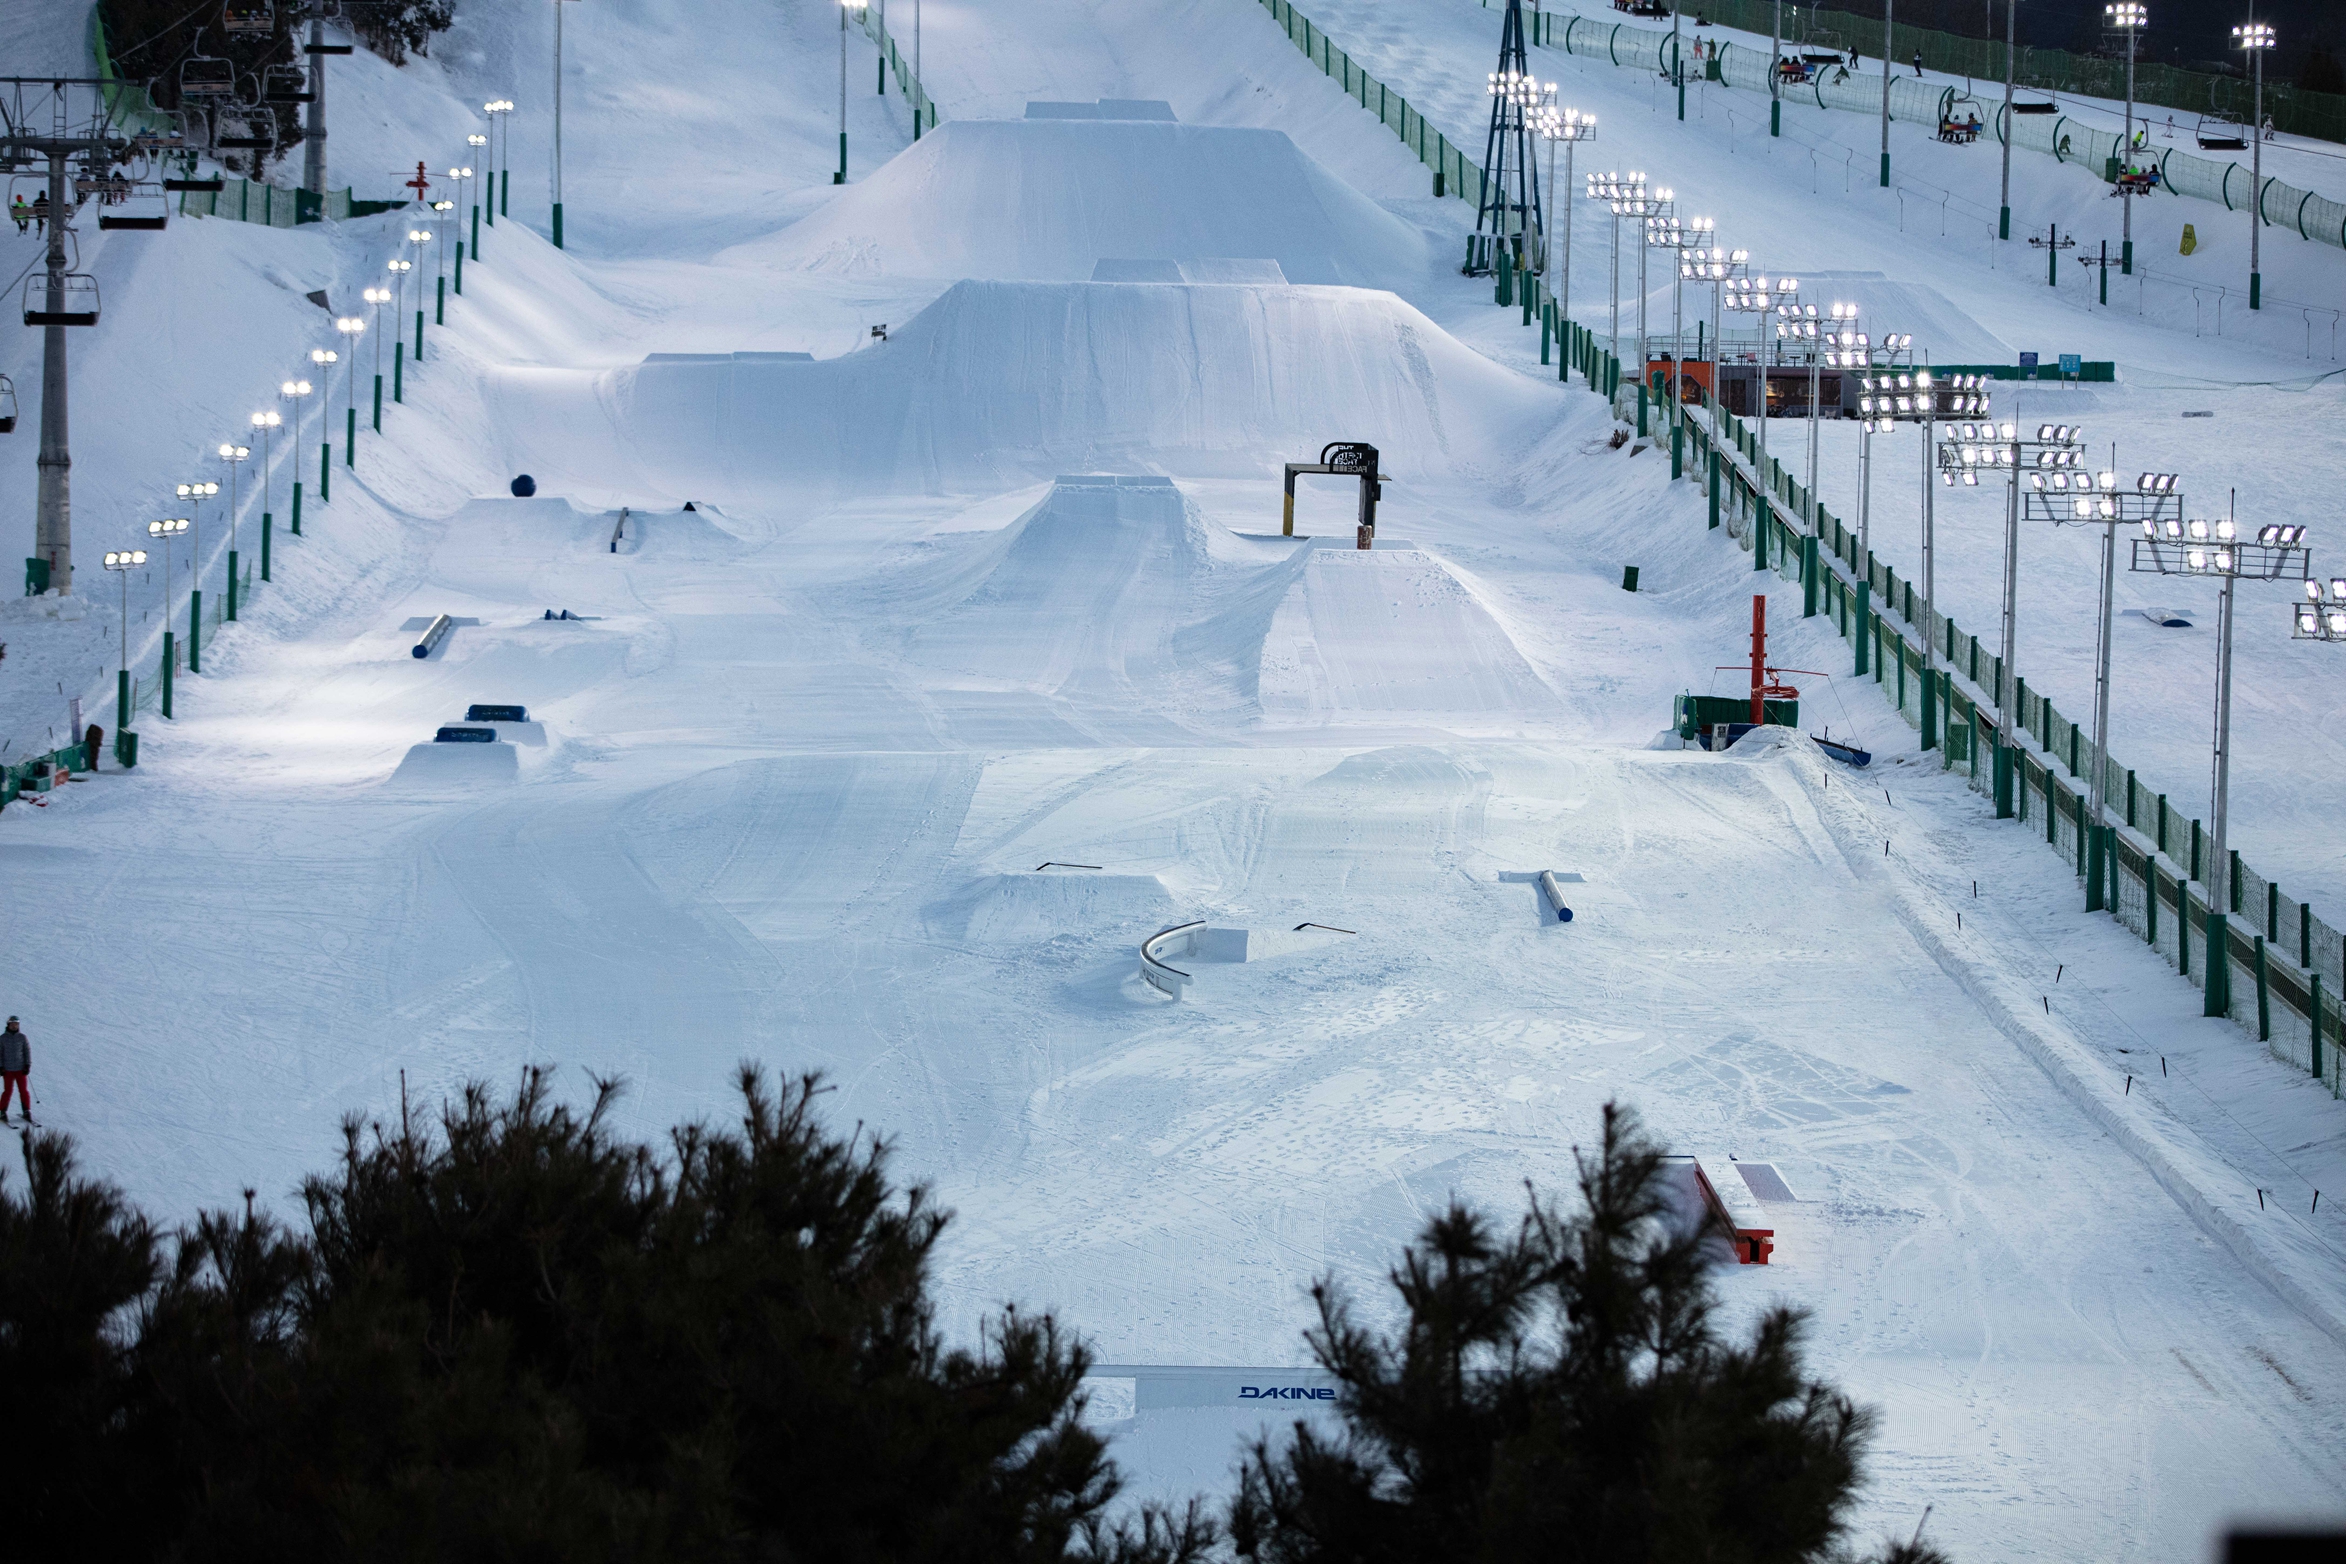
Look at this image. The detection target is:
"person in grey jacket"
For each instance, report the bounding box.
[0,1018,30,1124]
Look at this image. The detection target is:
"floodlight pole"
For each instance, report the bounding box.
[2120,11,2136,274]
[1998,0,2015,240]
[1857,419,1872,555]
[1880,0,1893,187]
[2207,564,2237,1010]
[1770,0,1782,136]
[1921,412,1939,750]
[1996,428,2020,759]
[2088,509,2117,828]
[2247,33,2265,309]
[1608,196,1622,361]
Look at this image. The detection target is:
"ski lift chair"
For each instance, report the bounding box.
[262,63,312,103]
[97,181,169,230]
[180,55,237,98]
[23,273,100,328]
[221,2,277,33]
[213,108,275,151]
[0,374,17,434]
[2195,111,2246,151]
[1937,88,1983,142]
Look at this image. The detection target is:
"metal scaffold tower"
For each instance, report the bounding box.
[1469,0,1543,278]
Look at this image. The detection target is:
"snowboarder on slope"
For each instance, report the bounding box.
[0,1018,30,1125]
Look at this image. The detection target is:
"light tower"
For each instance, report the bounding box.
[2107,5,2146,275]
[2234,20,2274,309]
[1473,2,1545,282]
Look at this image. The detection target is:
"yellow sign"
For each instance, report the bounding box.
[2180,223,2198,256]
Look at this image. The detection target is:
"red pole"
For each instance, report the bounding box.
[1751,594,1767,725]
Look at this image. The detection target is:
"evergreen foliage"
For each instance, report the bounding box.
[3,1067,1210,1562]
[1228,1103,1948,1564]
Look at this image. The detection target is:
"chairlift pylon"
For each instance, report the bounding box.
[23,273,99,328]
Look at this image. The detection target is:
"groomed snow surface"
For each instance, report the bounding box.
[3,2,2344,1558]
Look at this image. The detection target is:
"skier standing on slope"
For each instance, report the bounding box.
[0,1018,30,1125]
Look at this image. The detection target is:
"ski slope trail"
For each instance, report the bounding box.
[6,1,2345,1557]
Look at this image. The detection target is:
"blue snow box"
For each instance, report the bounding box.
[434,726,499,744]
[509,474,537,497]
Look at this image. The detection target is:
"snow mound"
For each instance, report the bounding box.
[745,118,1429,285]
[1258,544,1565,729]
[386,741,519,788]
[895,476,1213,694]
[597,280,1557,501]
[928,871,1181,944]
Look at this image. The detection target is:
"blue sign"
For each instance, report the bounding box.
[2059,353,2083,374]
[2018,351,2040,369]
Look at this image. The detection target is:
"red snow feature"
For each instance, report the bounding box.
[1690,1156,1775,1266]
[1723,594,1813,726]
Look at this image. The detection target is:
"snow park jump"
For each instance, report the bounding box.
[4,0,2344,1555]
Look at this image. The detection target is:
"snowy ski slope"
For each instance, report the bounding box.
[3,2,2344,1557]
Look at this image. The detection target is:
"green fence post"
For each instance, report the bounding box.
[1801,535,1819,616]
[1637,383,1649,439]
[395,341,404,404]
[2230,848,2243,914]
[346,405,356,468]
[2254,935,2270,1041]
[291,479,302,536]
[226,549,239,621]
[319,440,330,504]
[2190,819,2203,883]
[1922,663,1939,750]
[416,309,425,362]
[261,513,272,582]
[2149,860,2160,946]
[1854,581,1871,674]
[1754,495,1769,571]
[454,240,463,296]
[436,274,445,326]
[1993,740,2013,817]
[188,588,202,673]
[1708,449,1721,529]
[373,373,383,432]
[2313,973,2326,1082]
[1541,304,1552,365]
[160,631,174,717]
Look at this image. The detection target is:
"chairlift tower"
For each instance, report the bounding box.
[3,78,145,595]
[1471,0,1543,278]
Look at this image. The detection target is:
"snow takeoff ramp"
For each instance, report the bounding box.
[602,280,1555,498]
[750,118,1429,286]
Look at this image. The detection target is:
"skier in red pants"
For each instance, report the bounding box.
[0,1017,31,1125]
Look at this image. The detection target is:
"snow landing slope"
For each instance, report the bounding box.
[489,278,1560,502]
[738,117,1433,285]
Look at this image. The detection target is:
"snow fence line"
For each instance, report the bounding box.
[1783,738,2346,1353]
[1503,254,2346,1114]
[1254,0,1487,204]
[1534,6,2346,253]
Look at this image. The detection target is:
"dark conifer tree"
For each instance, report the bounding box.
[1228,1103,1948,1564]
